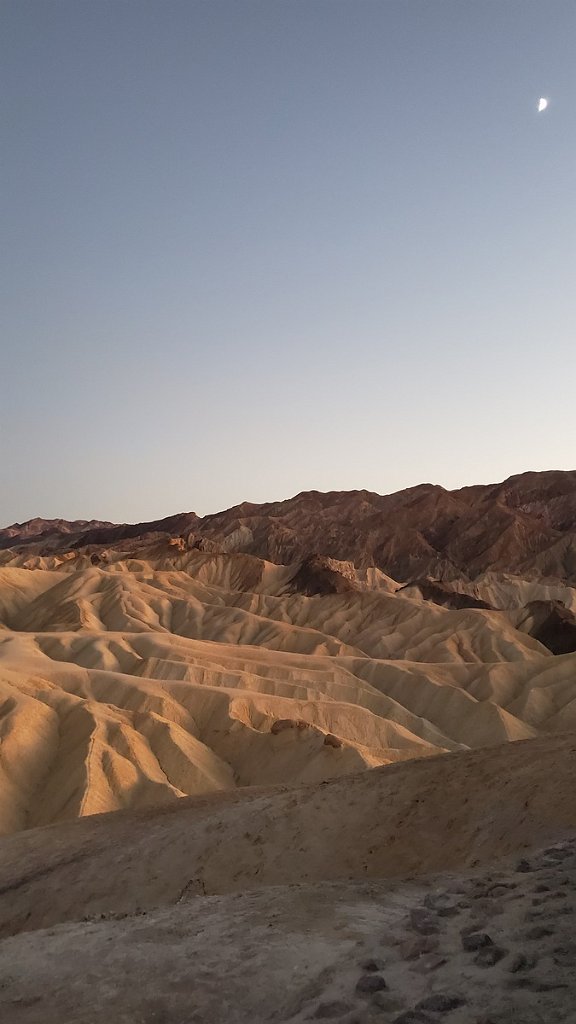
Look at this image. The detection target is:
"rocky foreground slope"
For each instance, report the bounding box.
[2,735,576,1022]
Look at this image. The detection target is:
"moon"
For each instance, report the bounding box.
[538,97,548,112]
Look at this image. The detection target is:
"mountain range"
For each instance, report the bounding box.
[3,469,576,582]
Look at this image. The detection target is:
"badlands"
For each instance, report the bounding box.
[1,469,576,1022]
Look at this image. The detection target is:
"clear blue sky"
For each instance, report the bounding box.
[1,0,574,525]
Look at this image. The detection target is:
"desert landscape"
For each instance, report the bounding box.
[1,471,576,1021]
[4,0,573,1016]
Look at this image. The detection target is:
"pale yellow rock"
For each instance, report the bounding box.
[0,554,573,836]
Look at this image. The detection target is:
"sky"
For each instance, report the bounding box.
[1,0,575,525]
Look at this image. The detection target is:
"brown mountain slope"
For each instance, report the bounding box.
[3,469,576,582]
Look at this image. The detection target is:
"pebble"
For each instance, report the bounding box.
[412,953,448,974]
[401,936,438,960]
[462,931,493,952]
[437,905,460,918]
[355,974,387,995]
[409,909,439,936]
[478,885,507,899]
[423,893,459,916]
[423,892,443,909]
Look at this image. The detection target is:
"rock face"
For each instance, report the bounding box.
[396,579,494,610]
[515,600,576,654]
[287,555,359,596]
[3,469,576,582]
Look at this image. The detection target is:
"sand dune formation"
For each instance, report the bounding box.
[2,470,576,1020]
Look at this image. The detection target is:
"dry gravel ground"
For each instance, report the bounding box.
[2,736,576,1023]
[2,837,576,1023]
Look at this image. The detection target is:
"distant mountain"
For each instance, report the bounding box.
[3,469,576,582]
[0,517,113,548]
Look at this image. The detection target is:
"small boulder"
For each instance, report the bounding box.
[485,884,514,899]
[400,936,439,960]
[412,953,448,974]
[355,973,387,996]
[409,909,439,936]
[461,931,493,952]
[424,892,460,917]
[270,718,309,734]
